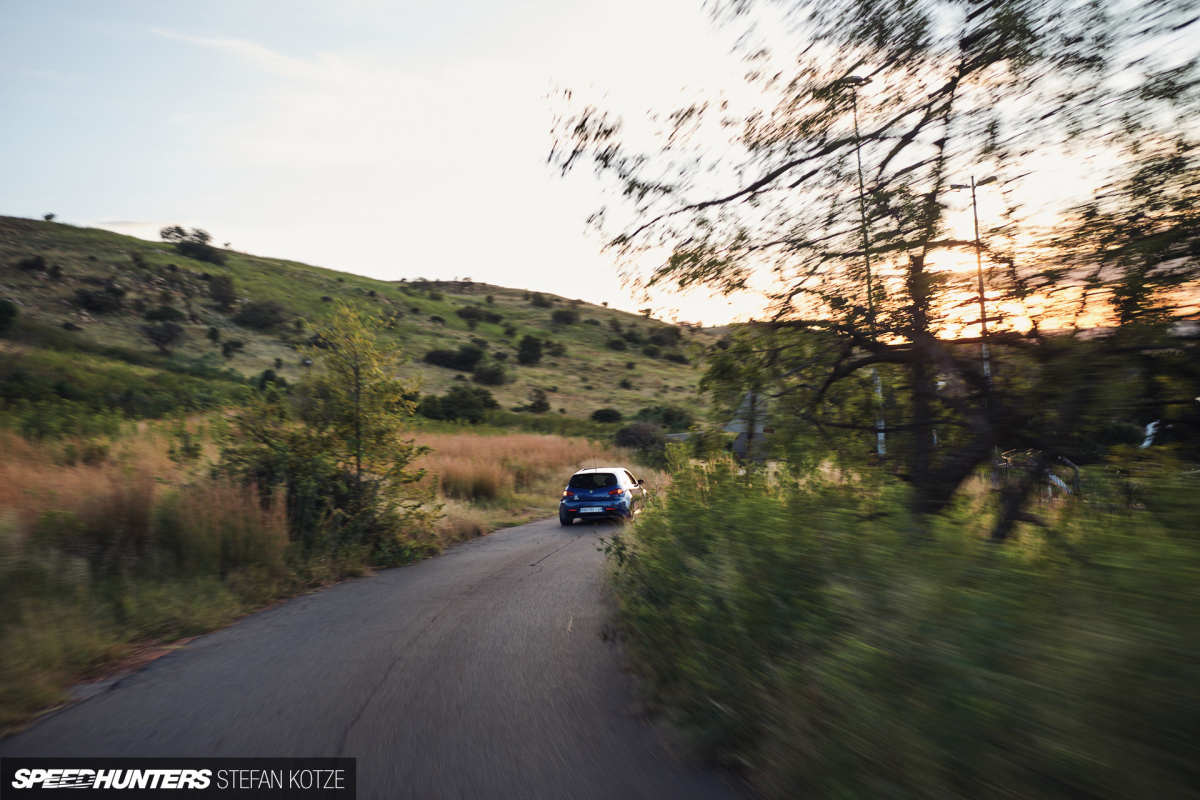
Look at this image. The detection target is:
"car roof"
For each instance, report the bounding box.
[571,467,629,474]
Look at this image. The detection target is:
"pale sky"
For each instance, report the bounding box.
[1,0,766,324]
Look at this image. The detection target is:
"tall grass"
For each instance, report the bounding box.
[416,431,651,507]
[1,425,652,730]
[0,431,292,730]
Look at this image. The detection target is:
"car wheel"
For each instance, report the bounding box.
[559,511,573,527]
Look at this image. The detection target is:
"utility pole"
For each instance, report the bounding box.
[845,76,886,457]
[951,176,997,389]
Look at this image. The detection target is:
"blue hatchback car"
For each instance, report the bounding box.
[559,467,647,526]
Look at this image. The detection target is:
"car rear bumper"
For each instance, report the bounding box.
[560,501,632,520]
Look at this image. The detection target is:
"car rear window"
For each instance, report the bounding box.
[568,472,618,489]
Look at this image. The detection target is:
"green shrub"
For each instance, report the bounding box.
[0,299,17,334]
[471,363,508,386]
[233,301,288,330]
[607,457,1200,798]
[517,335,543,365]
[552,308,579,325]
[591,408,623,423]
[73,288,123,314]
[143,305,186,322]
[530,292,553,308]
[208,275,236,309]
[635,405,694,432]
[606,338,627,351]
[424,345,484,372]
[417,385,498,423]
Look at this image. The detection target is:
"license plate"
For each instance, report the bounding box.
[581,507,604,513]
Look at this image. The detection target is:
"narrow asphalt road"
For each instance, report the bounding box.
[1,518,741,799]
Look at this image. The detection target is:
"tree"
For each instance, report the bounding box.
[140,321,184,354]
[553,0,1200,528]
[294,302,430,541]
[42,213,55,222]
[517,335,543,365]
[160,225,225,265]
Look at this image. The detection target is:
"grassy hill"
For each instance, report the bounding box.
[0,215,712,433]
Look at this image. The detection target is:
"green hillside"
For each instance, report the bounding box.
[0,216,711,433]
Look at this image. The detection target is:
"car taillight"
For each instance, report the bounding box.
[608,488,624,496]
[562,490,575,498]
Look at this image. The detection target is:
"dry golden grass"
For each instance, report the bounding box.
[413,431,658,533]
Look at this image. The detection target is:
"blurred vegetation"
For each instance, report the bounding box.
[606,449,1199,798]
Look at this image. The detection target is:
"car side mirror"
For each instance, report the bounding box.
[637,479,645,486]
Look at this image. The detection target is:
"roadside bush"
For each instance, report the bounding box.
[591,408,623,423]
[233,301,288,330]
[424,344,484,372]
[614,421,664,450]
[606,457,1200,798]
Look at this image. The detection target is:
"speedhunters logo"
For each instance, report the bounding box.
[1,759,355,797]
[11,769,211,790]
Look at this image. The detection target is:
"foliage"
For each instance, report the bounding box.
[518,388,551,413]
[140,322,185,354]
[424,344,485,372]
[471,362,509,386]
[551,308,580,325]
[530,292,553,308]
[516,335,543,365]
[591,407,623,423]
[208,274,236,310]
[634,405,694,432]
[73,287,123,314]
[160,225,225,265]
[222,303,432,563]
[417,385,499,424]
[607,456,1200,798]
[0,299,16,334]
[143,305,186,322]
[233,300,288,330]
[553,0,1200,526]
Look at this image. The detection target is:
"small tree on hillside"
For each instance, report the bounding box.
[140,321,184,354]
[517,335,543,365]
[160,225,225,265]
